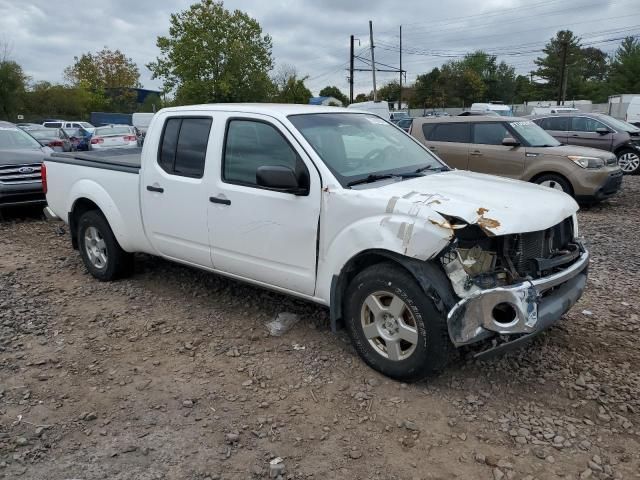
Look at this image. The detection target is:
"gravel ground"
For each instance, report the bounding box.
[0,179,639,480]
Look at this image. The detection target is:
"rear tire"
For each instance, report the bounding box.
[617,148,640,175]
[534,174,573,195]
[344,262,453,381]
[77,210,133,281]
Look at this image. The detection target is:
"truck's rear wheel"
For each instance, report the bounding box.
[344,262,453,381]
[77,210,133,281]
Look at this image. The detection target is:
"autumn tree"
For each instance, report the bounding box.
[148,0,274,104]
[64,47,140,90]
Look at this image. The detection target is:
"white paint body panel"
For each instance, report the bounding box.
[44,103,580,308]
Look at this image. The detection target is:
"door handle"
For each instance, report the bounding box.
[470,150,483,156]
[146,185,164,193]
[209,196,231,205]
[428,146,438,151]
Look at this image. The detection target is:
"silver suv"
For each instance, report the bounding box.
[530,113,640,174]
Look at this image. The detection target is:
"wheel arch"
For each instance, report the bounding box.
[69,197,101,249]
[529,171,575,196]
[329,249,457,332]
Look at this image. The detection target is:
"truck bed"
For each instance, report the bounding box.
[49,148,141,174]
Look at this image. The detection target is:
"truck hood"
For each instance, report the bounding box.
[364,169,579,235]
[0,148,51,166]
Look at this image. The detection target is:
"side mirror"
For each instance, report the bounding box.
[256,165,308,195]
[595,127,611,135]
[502,137,520,147]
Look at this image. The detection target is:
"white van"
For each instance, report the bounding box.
[626,97,640,126]
[347,101,391,119]
[469,103,513,117]
[530,106,579,115]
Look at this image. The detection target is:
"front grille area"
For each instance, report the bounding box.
[0,163,42,184]
[508,217,574,277]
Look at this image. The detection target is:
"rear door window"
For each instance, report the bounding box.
[430,123,470,143]
[158,117,212,178]
[472,122,509,145]
[539,117,569,131]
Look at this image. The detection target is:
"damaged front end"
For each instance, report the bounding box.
[439,216,589,357]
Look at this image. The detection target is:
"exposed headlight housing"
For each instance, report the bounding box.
[567,155,605,169]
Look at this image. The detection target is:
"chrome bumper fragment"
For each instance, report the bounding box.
[447,247,589,347]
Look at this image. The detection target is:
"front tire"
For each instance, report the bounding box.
[344,263,453,381]
[617,148,640,175]
[534,174,573,195]
[77,210,133,281]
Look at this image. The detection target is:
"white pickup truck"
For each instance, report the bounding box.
[43,104,589,381]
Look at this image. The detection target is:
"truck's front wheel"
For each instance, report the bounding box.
[77,210,133,281]
[344,263,453,381]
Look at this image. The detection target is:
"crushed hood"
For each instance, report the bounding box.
[366,170,579,235]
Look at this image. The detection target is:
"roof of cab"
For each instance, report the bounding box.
[414,115,528,124]
[158,103,353,119]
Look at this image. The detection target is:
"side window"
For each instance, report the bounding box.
[430,123,470,143]
[223,119,303,187]
[571,117,605,133]
[158,117,212,178]
[542,117,569,131]
[472,122,509,145]
[421,123,436,140]
[72,123,81,128]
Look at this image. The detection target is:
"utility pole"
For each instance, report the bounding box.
[562,64,569,106]
[349,35,355,104]
[557,40,568,106]
[369,20,377,101]
[398,25,402,111]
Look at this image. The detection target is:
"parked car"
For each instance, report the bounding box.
[423,111,450,117]
[530,112,640,175]
[26,128,73,152]
[396,117,414,132]
[43,104,589,381]
[459,110,500,117]
[409,115,622,203]
[63,128,93,151]
[0,121,51,208]
[625,96,640,126]
[43,120,95,134]
[90,125,138,149]
[469,103,513,116]
[16,122,44,129]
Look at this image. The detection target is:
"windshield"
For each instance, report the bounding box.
[288,113,446,186]
[79,122,94,128]
[509,120,561,147]
[601,115,640,133]
[0,126,43,150]
[95,126,131,136]
[496,110,513,117]
[28,129,57,140]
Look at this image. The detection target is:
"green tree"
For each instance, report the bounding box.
[274,75,312,104]
[64,47,140,90]
[534,30,582,103]
[138,93,164,112]
[414,68,446,108]
[377,80,400,103]
[0,58,27,120]
[354,93,369,102]
[147,0,274,104]
[609,36,640,93]
[318,85,348,106]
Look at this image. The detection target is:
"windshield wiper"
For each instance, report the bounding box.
[413,164,446,174]
[346,174,397,187]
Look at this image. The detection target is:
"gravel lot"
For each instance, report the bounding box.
[1,179,639,480]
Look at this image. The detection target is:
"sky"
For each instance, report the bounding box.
[1,0,638,98]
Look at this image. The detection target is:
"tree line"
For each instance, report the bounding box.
[1,0,639,122]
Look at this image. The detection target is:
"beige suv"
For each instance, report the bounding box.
[410,116,623,203]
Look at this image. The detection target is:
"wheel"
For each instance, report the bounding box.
[344,262,453,381]
[617,148,640,175]
[77,210,133,281]
[534,174,572,195]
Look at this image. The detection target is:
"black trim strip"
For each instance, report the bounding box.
[45,156,140,174]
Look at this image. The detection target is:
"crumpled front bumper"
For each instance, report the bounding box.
[447,245,589,350]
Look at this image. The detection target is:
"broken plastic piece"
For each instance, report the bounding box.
[265,313,300,336]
